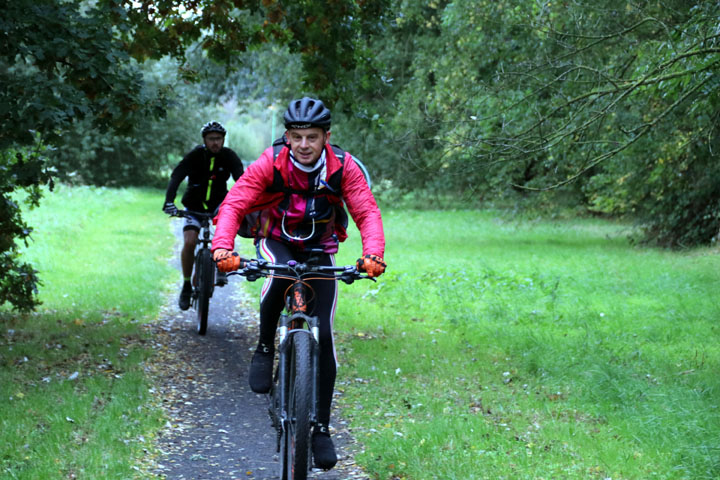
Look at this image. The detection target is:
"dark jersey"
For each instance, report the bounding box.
[164,145,244,212]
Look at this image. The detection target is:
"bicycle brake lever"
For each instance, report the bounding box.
[241,261,263,282]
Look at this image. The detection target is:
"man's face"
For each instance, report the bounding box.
[204,133,225,154]
[286,127,329,166]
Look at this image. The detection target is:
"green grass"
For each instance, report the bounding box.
[1,185,174,479]
[19,185,175,315]
[4,188,720,479]
[331,209,720,480]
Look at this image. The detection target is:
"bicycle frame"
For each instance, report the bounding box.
[196,218,213,251]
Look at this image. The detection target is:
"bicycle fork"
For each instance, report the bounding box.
[271,283,321,453]
[279,316,320,414]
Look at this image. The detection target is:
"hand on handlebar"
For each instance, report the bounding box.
[163,202,178,216]
[213,249,243,272]
[356,254,386,278]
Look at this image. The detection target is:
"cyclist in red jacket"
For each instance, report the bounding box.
[212,97,386,470]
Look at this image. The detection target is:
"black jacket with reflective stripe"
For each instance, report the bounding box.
[164,145,244,212]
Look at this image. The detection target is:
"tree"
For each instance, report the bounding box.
[110,0,390,106]
[0,146,51,312]
[46,58,211,187]
[474,0,720,245]
[1,0,393,311]
[339,0,720,245]
[1,0,168,311]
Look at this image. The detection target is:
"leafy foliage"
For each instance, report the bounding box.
[0,0,172,310]
[5,0,718,311]
[47,58,207,187]
[336,0,720,246]
[112,0,390,105]
[2,0,393,311]
[0,147,52,312]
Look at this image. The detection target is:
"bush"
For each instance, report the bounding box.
[0,147,52,311]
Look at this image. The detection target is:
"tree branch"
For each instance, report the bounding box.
[512,73,716,191]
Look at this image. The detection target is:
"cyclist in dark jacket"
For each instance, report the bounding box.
[163,121,244,310]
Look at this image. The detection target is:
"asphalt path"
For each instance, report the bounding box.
[146,224,369,480]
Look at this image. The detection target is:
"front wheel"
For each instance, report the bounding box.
[280,333,313,480]
[194,248,214,335]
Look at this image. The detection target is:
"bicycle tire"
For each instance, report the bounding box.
[282,333,313,480]
[273,368,289,480]
[195,248,214,335]
[279,424,289,480]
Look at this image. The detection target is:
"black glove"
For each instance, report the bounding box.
[163,202,178,216]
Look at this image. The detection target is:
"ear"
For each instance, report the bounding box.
[325,131,332,143]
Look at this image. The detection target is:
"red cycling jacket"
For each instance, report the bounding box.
[212,143,385,257]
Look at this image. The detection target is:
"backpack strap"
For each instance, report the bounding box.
[272,135,288,161]
[330,144,346,165]
[269,136,289,193]
[325,144,345,194]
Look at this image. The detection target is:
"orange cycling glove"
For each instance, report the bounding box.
[213,249,242,272]
[356,254,386,278]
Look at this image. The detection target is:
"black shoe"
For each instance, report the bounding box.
[178,283,192,311]
[215,269,228,287]
[248,347,274,393]
[312,424,337,470]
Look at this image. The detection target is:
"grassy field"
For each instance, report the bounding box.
[1,185,174,479]
[332,210,720,480]
[2,187,719,479]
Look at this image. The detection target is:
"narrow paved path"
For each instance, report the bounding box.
[145,226,369,479]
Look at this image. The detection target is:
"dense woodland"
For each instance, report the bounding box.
[2,0,719,310]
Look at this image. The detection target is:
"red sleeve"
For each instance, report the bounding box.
[342,154,385,257]
[211,148,275,252]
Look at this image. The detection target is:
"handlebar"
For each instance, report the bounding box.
[227,258,375,285]
[172,209,216,220]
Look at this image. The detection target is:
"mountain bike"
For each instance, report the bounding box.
[172,210,217,335]
[228,258,373,480]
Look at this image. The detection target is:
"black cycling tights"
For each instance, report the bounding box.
[256,238,338,426]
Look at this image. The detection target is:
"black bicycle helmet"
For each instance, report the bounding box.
[283,97,331,130]
[201,121,227,137]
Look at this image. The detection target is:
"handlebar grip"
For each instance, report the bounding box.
[238,257,251,270]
